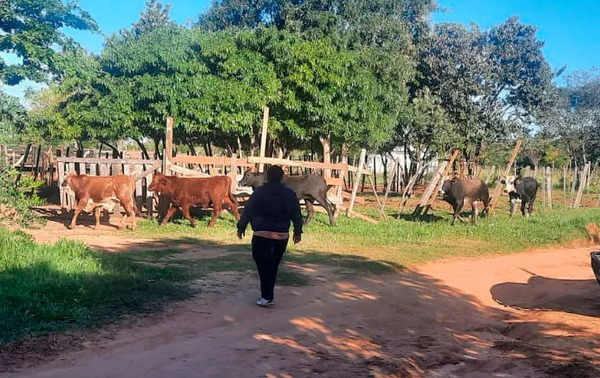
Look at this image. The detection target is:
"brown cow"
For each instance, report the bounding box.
[62,173,138,230]
[148,173,240,227]
[439,175,490,225]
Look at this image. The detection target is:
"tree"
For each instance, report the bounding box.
[0,0,98,85]
[418,17,556,162]
[0,91,27,145]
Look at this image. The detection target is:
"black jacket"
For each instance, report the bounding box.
[237,183,303,235]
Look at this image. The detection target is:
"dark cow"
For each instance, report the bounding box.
[238,171,335,226]
[500,172,539,217]
[148,173,240,227]
[62,173,138,230]
[439,176,490,225]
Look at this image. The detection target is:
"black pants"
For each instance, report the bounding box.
[252,236,288,301]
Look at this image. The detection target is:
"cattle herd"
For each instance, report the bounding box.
[61,167,540,230]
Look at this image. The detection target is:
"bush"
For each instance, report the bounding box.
[0,153,44,227]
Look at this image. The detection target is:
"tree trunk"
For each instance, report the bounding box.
[319,136,331,179]
[135,139,151,160]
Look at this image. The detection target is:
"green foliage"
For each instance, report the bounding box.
[0,0,98,85]
[419,17,556,159]
[0,91,27,145]
[0,157,44,228]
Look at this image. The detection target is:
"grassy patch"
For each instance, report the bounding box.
[0,228,190,345]
[132,206,600,266]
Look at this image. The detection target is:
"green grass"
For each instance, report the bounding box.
[132,206,600,266]
[0,228,191,345]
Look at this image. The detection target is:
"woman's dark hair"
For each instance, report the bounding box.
[267,165,284,183]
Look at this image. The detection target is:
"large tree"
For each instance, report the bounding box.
[418,17,556,162]
[0,0,98,85]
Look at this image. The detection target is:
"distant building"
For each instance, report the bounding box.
[367,147,439,175]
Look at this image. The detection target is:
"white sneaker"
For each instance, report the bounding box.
[256,298,274,307]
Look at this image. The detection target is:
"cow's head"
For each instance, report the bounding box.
[238,170,266,189]
[439,175,458,195]
[500,175,517,193]
[61,173,78,195]
[148,173,170,193]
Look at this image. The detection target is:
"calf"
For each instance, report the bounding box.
[238,170,335,226]
[62,173,137,230]
[439,176,490,225]
[500,174,539,217]
[148,173,240,227]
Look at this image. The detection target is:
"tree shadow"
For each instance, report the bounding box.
[491,273,600,317]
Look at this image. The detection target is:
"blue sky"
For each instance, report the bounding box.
[3,0,598,98]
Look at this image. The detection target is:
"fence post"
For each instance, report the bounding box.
[490,139,522,212]
[229,154,238,194]
[259,106,269,173]
[347,149,366,217]
[574,162,590,208]
[164,116,174,175]
[546,166,552,210]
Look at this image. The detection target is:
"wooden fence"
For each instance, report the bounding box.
[56,157,161,216]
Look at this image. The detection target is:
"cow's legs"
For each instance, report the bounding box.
[181,204,197,228]
[314,193,336,226]
[304,199,315,225]
[520,199,527,217]
[161,205,179,225]
[208,203,222,227]
[68,199,88,229]
[93,207,102,230]
[223,196,240,221]
[509,199,516,217]
[527,195,536,217]
[123,202,137,230]
[471,202,479,224]
[451,202,464,225]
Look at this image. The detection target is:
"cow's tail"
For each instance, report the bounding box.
[128,176,146,218]
[227,176,239,208]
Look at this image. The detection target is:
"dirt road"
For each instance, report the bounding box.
[3,236,600,378]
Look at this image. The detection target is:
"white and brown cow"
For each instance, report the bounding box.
[62,173,138,230]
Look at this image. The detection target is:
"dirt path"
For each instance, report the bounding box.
[2,237,599,377]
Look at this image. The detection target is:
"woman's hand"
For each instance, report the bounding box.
[293,233,302,244]
[237,230,245,240]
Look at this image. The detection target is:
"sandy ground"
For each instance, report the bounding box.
[3,210,600,377]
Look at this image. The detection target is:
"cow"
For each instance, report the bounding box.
[500,171,539,217]
[238,170,335,226]
[439,176,490,225]
[61,173,138,230]
[148,173,240,228]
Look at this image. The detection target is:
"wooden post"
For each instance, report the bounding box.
[347,149,366,216]
[423,149,460,215]
[489,139,522,212]
[164,116,174,175]
[569,166,577,207]
[379,160,399,219]
[563,166,568,202]
[259,106,269,173]
[229,154,238,194]
[574,162,590,208]
[546,166,552,210]
[485,165,496,184]
[413,160,448,216]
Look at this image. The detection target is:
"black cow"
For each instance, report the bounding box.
[500,172,539,217]
[439,176,490,225]
[238,171,335,226]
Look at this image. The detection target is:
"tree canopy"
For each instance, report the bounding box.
[0,0,98,85]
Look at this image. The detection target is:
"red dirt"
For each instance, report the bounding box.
[3,217,600,377]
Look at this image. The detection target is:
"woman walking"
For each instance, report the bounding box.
[237,166,303,307]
